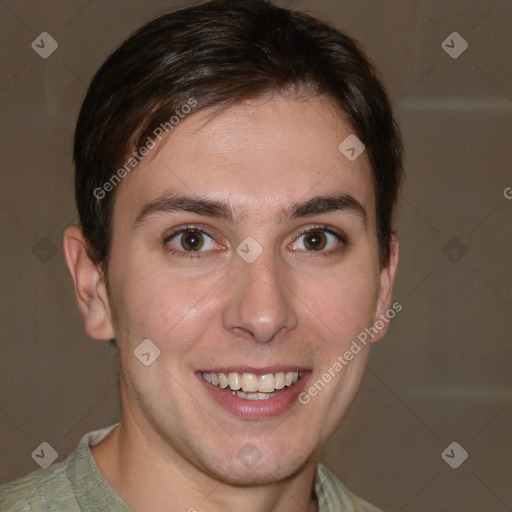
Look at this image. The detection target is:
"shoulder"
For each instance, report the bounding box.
[0,424,119,512]
[315,463,387,512]
[0,457,79,511]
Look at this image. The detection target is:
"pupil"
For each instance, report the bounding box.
[305,231,326,251]
[182,230,203,251]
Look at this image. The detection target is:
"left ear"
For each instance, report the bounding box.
[371,234,399,343]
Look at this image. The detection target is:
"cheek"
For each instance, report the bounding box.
[111,260,223,353]
[295,258,380,342]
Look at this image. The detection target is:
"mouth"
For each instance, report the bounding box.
[201,370,301,400]
[197,368,310,420]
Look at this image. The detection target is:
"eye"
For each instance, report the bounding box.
[164,226,222,257]
[289,227,345,253]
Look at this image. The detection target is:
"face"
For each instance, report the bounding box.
[87,95,397,485]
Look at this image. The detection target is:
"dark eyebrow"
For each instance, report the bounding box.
[134,195,234,227]
[133,192,366,228]
[289,194,366,224]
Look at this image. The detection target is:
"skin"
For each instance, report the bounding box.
[64,93,399,512]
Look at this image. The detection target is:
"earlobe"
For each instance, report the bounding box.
[371,234,399,343]
[63,226,115,341]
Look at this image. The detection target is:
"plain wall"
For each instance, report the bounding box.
[1,1,511,510]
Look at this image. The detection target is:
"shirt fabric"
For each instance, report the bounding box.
[0,424,384,512]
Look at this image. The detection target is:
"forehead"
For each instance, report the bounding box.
[114,94,375,225]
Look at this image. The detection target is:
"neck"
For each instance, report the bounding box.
[91,397,319,512]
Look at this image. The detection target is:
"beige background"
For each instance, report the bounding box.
[1,0,511,510]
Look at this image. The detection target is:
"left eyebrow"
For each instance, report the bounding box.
[133,192,367,228]
[288,194,367,225]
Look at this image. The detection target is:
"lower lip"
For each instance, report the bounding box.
[196,372,311,420]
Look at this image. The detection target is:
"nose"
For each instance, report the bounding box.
[221,249,298,343]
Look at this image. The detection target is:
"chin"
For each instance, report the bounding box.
[210,464,304,487]
[199,445,312,487]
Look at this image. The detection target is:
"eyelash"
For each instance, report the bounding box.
[162,224,219,260]
[162,223,347,260]
[293,225,348,256]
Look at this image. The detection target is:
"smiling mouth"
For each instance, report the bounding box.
[201,371,301,400]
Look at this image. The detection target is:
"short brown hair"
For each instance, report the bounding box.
[74,0,403,272]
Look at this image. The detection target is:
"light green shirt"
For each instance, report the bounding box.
[0,425,384,512]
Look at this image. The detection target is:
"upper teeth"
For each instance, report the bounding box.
[202,371,300,393]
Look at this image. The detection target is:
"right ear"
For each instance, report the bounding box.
[63,226,115,341]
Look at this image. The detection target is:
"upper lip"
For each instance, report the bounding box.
[198,366,310,375]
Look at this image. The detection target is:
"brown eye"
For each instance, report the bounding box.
[164,226,225,260]
[180,230,204,251]
[303,230,327,251]
[289,227,345,254]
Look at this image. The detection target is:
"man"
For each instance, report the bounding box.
[0,0,402,510]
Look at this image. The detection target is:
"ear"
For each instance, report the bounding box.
[371,234,399,343]
[63,225,115,341]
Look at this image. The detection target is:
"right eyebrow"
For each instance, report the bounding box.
[133,194,234,228]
